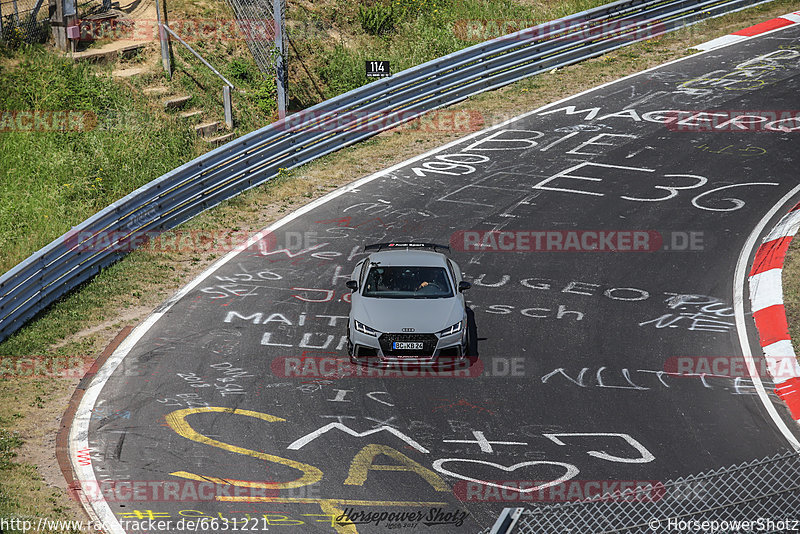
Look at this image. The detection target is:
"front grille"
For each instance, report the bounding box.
[379,333,438,357]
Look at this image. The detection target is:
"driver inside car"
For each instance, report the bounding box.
[416,269,447,291]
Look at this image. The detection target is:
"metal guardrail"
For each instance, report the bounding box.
[0,0,775,344]
[496,450,800,533]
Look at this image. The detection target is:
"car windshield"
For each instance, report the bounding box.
[362,266,454,299]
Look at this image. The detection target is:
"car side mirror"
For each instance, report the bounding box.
[346,280,359,291]
[458,281,471,292]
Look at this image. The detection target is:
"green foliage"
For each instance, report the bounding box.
[226,57,256,83]
[1,16,50,49]
[358,3,395,35]
[318,44,371,99]
[394,0,445,19]
[1,19,25,49]
[253,76,277,116]
[0,46,121,112]
[309,0,540,102]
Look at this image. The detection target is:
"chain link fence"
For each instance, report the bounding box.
[76,0,111,19]
[503,450,800,533]
[223,0,280,77]
[0,0,49,45]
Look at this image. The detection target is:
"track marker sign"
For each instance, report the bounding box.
[366,61,390,78]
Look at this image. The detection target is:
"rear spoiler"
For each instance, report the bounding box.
[364,242,451,253]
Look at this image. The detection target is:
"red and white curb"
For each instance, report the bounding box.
[748,203,800,419]
[694,10,800,50]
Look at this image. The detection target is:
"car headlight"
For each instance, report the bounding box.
[354,320,379,336]
[438,321,463,336]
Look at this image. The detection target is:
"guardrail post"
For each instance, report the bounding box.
[224,85,233,129]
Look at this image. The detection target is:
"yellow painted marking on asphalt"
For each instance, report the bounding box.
[165,406,323,489]
[318,500,357,534]
[344,444,449,491]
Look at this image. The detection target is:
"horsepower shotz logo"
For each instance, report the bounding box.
[335,508,468,527]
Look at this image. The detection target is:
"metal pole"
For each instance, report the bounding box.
[163,25,234,87]
[154,0,171,77]
[273,0,286,119]
[223,85,233,129]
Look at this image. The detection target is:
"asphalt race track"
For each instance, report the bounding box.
[73,25,800,534]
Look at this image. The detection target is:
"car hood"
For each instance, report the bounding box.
[352,296,463,334]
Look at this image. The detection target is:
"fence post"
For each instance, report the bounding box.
[224,85,233,129]
[273,0,286,119]
[154,0,171,77]
[50,0,74,50]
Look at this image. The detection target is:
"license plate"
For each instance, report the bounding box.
[393,341,424,350]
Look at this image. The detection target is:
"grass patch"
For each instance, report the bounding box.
[0,425,23,469]
[0,378,85,533]
[0,45,197,274]
[127,38,281,130]
[292,0,616,102]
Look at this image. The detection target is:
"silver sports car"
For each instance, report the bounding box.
[345,243,471,365]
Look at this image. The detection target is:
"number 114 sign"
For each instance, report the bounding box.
[366,61,391,78]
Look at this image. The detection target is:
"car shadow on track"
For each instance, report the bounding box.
[466,305,482,359]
